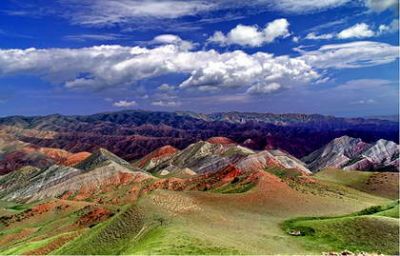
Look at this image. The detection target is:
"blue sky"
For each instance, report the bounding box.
[0,0,398,117]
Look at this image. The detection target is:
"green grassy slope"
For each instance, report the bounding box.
[122,175,391,255]
[55,205,144,255]
[283,201,400,255]
[0,167,397,255]
[314,168,372,187]
[314,168,399,199]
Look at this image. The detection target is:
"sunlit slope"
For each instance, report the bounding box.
[53,169,389,255]
[0,167,396,255]
[283,201,399,255]
[315,168,399,199]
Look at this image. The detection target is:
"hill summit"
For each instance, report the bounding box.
[75,148,135,172]
[303,136,399,172]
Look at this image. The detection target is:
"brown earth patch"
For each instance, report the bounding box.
[137,145,178,168]
[63,151,91,166]
[0,227,38,246]
[76,207,113,227]
[206,137,235,145]
[364,172,399,199]
[23,231,81,255]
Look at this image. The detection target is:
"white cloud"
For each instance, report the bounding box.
[158,83,174,91]
[153,34,182,44]
[208,18,290,47]
[378,19,399,34]
[0,37,398,95]
[265,0,350,13]
[246,82,281,94]
[151,100,181,107]
[333,79,395,91]
[351,99,376,105]
[113,100,137,107]
[64,33,123,42]
[300,41,399,69]
[32,0,352,28]
[306,21,397,41]
[364,0,399,12]
[190,94,251,103]
[305,32,334,40]
[337,23,375,39]
[63,0,215,26]
[209,25,264,47]
[0,35,319,92]
[263,18,291,42]
[151,34,193,50]
[178,50,318,90]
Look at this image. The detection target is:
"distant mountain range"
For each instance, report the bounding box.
[364,115,399,122]
[0,133,398,203]
[0,110,397,175]
[303,136,399,172]
[0,136,307,202]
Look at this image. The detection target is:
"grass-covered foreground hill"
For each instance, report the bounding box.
[0,167,398,255]
[283,201,399,255]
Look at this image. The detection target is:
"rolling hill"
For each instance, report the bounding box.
[303,136,399,172]
[0,112,398,255]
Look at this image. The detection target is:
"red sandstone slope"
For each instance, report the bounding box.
[63,152,91,166]
[137,145,178,169]
[206,137,235,145]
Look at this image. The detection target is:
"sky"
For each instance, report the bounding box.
[0,0,398,117]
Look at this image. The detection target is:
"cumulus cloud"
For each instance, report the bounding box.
[178,50,318,91]
[113,100,137,107]
[0,37,398,95]
[306,21,397,41]
[337,23,375,39]
[151,34,194,49]
[208,18,290,47]
[364,0,399,12]
[246,82,281,94]
[300,41,399,69]
[0,35,319,92]
[153,34,182,44]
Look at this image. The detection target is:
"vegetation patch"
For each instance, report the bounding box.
[265,167,301,179]
[213,181,255,194]
[282,201,400,255]
[314,169,399,199]
[56,205,144,255]
[125,226,240,255]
